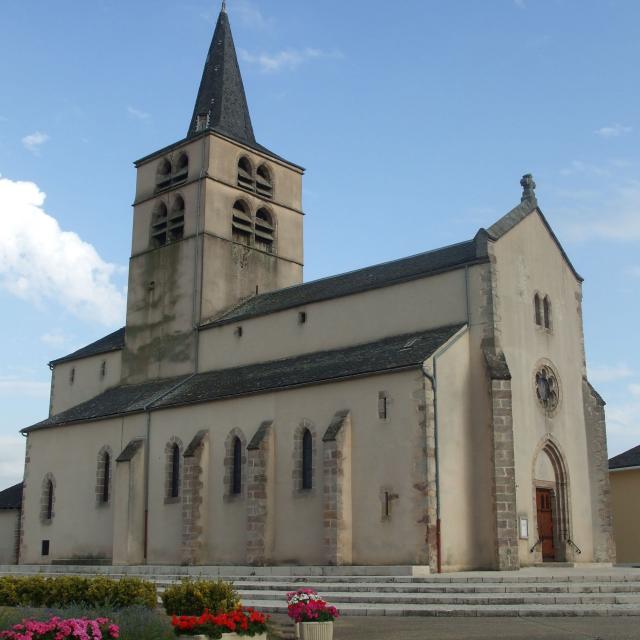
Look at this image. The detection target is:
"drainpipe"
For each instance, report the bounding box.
[141,373,196,562]
[421,324,469,574]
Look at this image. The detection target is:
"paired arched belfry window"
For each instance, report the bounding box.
[534,293,552,331]
[237,157,274,200]
[232,436,243,495]
[231,200,276,253]
[155,154,189,190]
[302,428,313,490]
[151,196,185,248]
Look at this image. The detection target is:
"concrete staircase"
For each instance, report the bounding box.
[2,565,640,617]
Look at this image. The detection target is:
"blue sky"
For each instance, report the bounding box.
[0,0,639,488]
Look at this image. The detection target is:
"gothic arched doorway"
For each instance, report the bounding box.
[532,437,571,562]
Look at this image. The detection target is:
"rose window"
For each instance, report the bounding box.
[535,365,559,412]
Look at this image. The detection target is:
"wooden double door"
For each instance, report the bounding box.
[536,488,555,560]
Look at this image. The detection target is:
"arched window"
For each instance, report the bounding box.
[255,208,275,253]
[232,436,242,495]
[174,153,189,183]
[237,157,254,191]
[232,200,252,245]
[101,452,111,504]
[46,480,54,520]
[256,164,273,199]
[156,158,172,190]
[170,443,180,499]
[169,196,185,243]
[534,293,542,326]
[151,202,169,248]
[543,296,552,330]
[302,428,313,490]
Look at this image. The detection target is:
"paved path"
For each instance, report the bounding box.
[329,616,640,639]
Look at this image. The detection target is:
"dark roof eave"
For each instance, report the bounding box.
[49,344,123,368]
[134,130,304,172]
[201,256,489,330]
[22,362,423,433]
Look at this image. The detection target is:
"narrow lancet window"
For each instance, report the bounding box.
[46,480,54,520]
[232,436,242,495]
[302,429,313,490]
[534,293,542,326]
[101,453,111,504]
[170,443,180,499]
[543,296,552,330]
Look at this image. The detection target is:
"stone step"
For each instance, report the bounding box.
[234,588,640,606]
[4,568,640,585]
[242,600,640,617]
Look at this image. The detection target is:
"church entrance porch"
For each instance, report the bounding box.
[531,437,572,563]
[536,488,555,561]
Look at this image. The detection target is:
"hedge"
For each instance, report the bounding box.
[0,576,157,609]
[161,579,239,616]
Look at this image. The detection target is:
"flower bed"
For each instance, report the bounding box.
[171,607,268,638]
[0,615,119,639]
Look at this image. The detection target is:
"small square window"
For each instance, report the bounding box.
[378,392,388,420]
[298,311,307,324]
[234,326,243,338]
[69,368,75,385]
[41,540,50,556]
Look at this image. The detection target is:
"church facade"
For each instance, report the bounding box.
[17,6,614,572]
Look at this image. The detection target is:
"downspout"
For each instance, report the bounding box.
[142,373,197,562]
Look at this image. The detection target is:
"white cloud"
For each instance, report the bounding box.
[595,124,632,138]
[127,106,150,120]
[232,0,273,30]
[0,435,25,489]
[240,47,343,73]
[0,376,50,397]
[22,132,50,155]
[559,180,640,242]
[0,175,126,325]
[40,331,70,347]
[589,363,634,384]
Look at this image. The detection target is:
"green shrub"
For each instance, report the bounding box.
[161,579,239,616]
[0,576,156,610]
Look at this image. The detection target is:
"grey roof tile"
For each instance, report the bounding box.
[203,240,485,328]
[609,445,640,470]
[0,482,23,510]
[24,324,464,433]
[50,328,125,366]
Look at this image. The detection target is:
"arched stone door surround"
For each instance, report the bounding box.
[531,435,572,562]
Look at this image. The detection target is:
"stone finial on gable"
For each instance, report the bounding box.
[520,173,537,203]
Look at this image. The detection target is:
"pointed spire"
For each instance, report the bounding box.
[187,5,255,143]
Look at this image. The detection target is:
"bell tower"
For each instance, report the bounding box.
[122,4,304,383]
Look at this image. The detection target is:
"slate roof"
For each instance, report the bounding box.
[50,328,125,366]
[204,237,486,328]
[609,445,640,470]
[188,6,253,143]
[24,324,465,434]
[0,482,23,510]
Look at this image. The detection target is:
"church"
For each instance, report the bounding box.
[16,4,614,572]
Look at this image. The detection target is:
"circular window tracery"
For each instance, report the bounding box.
[535,364,560,413]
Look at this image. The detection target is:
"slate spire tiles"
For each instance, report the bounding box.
[187,6,256,143]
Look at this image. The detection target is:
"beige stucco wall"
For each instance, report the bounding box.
[492,211,596,564]
[51,351,122,415]
[436,330,496,571]
[198,268,468,370]
[22,368,436,566]
[610,468,640,563]
[20,415,147,564]
[0,510,19,564]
